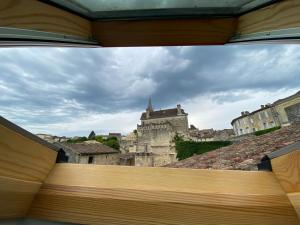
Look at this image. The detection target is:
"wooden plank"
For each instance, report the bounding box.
[0,0,92,38]
[28,164,300,225]
[0,175,41,218]
[92,18,237,47]
[237,0,300,36]
[0,123,57,182]
[288,193,300,220]
[271,149,300,193]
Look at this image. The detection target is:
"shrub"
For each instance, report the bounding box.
[103,137,120,150]
[254,126,281,136]
[67,136,87,143]
[175,140,232,161]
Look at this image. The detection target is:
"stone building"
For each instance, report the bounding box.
[188,126,234,142]
[120,131,137,153]
[231,91,300,136]
[121,99,189,167]
[55,141,120,165]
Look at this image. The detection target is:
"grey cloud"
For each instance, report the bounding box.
[0,45,300,132]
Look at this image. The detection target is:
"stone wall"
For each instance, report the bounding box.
[137,122,174,154]
[134,153,153,167]
[274,94,300,125]
[142,115,188,134]
[79,153,120,165]
[285,102,300,124]
[134,152,177,167]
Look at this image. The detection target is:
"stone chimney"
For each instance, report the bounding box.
[241,112,245,116]
[177,104,183,115]
[261,105,265,109]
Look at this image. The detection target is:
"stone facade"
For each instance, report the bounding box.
[78,153,120,165]
[231,91,300,136]
[121,99,188,167]
[120,132,137,153]
[56,141,120,165]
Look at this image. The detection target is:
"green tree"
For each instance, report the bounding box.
[95,135,104,143]
[103,137,120,150]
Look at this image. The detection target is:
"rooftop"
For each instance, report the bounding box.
[166,124,300,171]
[140,108,187,120]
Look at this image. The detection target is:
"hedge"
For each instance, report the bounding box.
[175,140,232,161]
[254,126,281,136]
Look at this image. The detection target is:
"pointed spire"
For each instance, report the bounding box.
[147,97,153,112]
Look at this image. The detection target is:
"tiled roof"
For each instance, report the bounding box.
[166,124,300,171]
[140,108,187,120]
[58,142,119,155]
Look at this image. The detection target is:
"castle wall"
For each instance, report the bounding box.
[137,123,173,154]
[142,115,188,134]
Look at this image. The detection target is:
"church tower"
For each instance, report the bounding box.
[146,97,153,118]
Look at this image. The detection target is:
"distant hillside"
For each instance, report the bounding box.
[166,124,300,171]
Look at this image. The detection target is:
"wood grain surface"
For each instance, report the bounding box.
[92,18,237,47]
[0,0,91,38]
[0,175,41,218]
[237,0,300,36]
[0,124,57,182]
[271,149,300,193]
[28,164,300,225]
[289,193,300,220]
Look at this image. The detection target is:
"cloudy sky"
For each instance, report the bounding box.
[0,44,299,136]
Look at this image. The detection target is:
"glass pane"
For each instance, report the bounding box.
[47,0,278,19]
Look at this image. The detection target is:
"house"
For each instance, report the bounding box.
[231,91,300,136]
[56,141,120,165]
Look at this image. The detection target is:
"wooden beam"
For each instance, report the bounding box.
[0,123,57,182]
[0,0,92,39]
[0,175,41,218]
[237,0,300,37]
[271,149,300,193]
[28,164,300,225]
[92,18,237,47]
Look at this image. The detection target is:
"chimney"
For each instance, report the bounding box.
[261,105,265,109]
[241,112,245,116]
[177,104,182,115]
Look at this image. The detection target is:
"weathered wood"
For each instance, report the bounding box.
[0,0,92,38]
[92,18,237,47]
[0,175,41,218]
[0,123,57,182]
[271,149,300,193]
[28,164,300,225]
[237,0,300,36]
